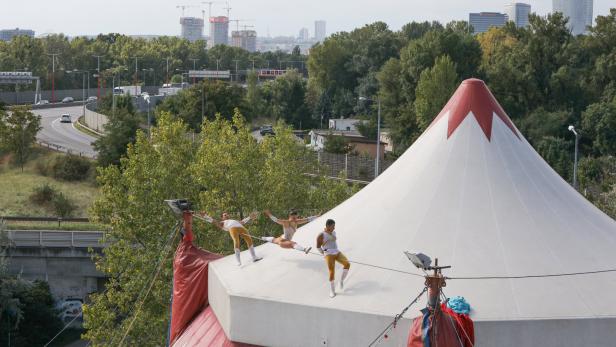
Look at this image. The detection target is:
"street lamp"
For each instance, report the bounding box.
[143,94,151,138]
[568,125,580,189]
[359,96,382,179]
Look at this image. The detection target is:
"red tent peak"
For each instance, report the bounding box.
[430,78,519,141]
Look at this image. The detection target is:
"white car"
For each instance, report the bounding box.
[62,96,74,103]
[36,99,50,105]
[86,96,97,102]
[57,299,83,323]
[60,114,72,123]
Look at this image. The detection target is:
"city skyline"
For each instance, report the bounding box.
[0,0,613,38]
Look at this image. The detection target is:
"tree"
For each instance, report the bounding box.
[581,99,616,156]
[324,133,353,154]
[262,70,312,128]
[85,112,356,345]
[414,55,458,131]
[0,105,41,170]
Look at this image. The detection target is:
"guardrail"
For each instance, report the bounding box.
[6,230,105,248]
[36,139,96,159]
[2,216,91,228]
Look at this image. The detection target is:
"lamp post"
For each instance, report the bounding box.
[359,96,382,179]
[568,125,580,189]
[144,94,151,138]
[46,53,60,103]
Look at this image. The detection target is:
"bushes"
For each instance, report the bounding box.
[28,184,76,217]
[51,154,91,181]
[29,183,57,205]
[35,154,92,181]
[52,192,76,218]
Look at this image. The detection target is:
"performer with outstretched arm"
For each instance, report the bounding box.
[316,219,350,298]
[199,211,262,266]
[261,209,318,254]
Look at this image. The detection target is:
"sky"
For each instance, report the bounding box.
[1,0,614,38]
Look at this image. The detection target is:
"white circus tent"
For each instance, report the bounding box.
[180,79,616,347]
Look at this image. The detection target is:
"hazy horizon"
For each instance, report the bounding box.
[1,0,614,38]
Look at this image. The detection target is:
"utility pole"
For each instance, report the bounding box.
[190,58,198,84]
[93,55,104,100]
[232,59,239,82]
[165,57,171,84]
[46,53,60,103]
[130,57,140,95]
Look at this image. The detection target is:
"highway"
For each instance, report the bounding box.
[34,105,98,158]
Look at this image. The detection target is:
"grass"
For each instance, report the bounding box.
[0,148,99,218]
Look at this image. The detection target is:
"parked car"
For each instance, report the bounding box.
[259,125,275,136]
[62,96,74,103]
[36,99,50,105]
[56,298,83,323]
[86,96,97,102]
[60,114,72,123]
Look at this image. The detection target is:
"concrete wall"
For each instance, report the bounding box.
[0,88,111,105]
[85,102,108,133]
[7,246,106,300]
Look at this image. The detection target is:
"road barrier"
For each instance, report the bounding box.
[6,229,106,248]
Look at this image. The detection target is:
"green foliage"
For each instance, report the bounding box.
[536,136,573,181]
[578,156,616,218]
[261,70,312,128]
[93,95,141,167]
[520,108,572,144]
[52,192,77,218]
[0,105,41,170]
[414,55,458,131]
[324,133,353,154]
[581,99,616,156]
[85,112,355,345]
[0,276,63,347]
[29,183,58,205]
[51,154,92,181]
[157,80,247,130]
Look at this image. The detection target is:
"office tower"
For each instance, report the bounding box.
[504,3,531,28]
[299,27,309,41]
[468,12,507,34]
[180,17,204,42]
[0,28,35,41]
[209,16,229,47]
[231,30,257,52]
[314,20,326,41]
[553,0,593,35]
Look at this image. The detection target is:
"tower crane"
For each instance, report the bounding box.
[176,4,198,17]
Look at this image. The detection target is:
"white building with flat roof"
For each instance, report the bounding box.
[553,0,593,35]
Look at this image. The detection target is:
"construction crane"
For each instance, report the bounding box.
[241,24,254,31]
[201,1,221,20]
[176,4,197,17]
[229,19,254,32]
[223,1,231,18]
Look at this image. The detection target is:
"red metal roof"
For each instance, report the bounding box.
[172,306,258,347]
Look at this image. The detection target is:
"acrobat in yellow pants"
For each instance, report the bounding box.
[229,227,253,248]
[325,252,350,281]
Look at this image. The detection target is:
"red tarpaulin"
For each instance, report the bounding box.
[169,212,258,346]
[407,307,464,347]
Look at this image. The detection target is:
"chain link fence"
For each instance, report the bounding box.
[308,151,394,182]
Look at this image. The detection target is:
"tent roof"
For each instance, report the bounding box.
[207,79,616,346]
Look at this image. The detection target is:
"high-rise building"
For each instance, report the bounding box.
[553,0,593,35]
[314,20,326,41]
[469,12,507,34]
[504,3,531,28]
[0,28,35,41]
[180,17,204,42]
[298,27,309,42]
[209,16,229,47]
[231,30,257,52]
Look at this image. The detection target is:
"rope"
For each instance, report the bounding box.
[441,291,474,347]
[114,222,181,346]
[447,268,616,280]
[43,312,82,347]
[367,287,427,347]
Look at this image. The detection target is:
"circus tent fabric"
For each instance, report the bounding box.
[180,79,615,346]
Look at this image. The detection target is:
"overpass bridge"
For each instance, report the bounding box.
[4,229,107,301]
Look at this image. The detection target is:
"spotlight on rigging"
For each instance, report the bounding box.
[165,199,193,216]
[404,251,432,270]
